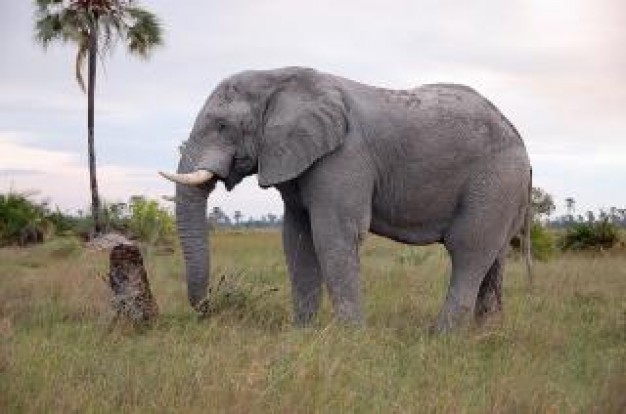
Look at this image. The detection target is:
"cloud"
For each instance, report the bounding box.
[0,132,160,208]
[0,0,623,218]
[0,132,281,216]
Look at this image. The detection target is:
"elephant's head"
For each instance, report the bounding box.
[160,67,349,310]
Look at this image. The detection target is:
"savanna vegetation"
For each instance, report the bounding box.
[1,223,625,412]
[2,186,624,411]
[0,192,175,247]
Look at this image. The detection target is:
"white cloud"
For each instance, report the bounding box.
[0,0,624,218]
[0,132,281,217]
[0,132,160,209]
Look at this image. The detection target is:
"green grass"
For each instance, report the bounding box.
[1,232,624,413]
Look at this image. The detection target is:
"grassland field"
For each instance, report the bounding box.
[1,230,624,413]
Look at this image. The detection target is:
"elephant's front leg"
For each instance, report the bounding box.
[309,206,368,326]
[283,207,323,326]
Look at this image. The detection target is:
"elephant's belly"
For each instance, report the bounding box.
[369,217,448,246]
[369,175,460,246]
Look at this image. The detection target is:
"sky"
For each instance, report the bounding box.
[0,0,624,219]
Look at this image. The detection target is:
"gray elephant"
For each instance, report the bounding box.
[160,67,532,332]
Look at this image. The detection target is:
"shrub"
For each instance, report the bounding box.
[128,196,174,245]
[46,207,78,235]
[511,222,556,261]
[561,219,619,250]
[0,192,48,246]
[531,222,556,260]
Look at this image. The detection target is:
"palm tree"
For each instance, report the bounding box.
[234,210,242,226]
[565,197,576,222]
[34,0,162,235]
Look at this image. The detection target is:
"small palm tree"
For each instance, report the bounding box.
[34,0,162,235]
[565,197,576,221]
[234,210,242,226]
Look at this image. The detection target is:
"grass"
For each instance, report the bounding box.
[1,231,624,413]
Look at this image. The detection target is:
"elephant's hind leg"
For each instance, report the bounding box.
[474,253,504,321]
[434,243,502,333]
[475,204,526,323]
[435,168,525,333]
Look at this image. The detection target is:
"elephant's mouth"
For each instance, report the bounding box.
[233,155,256,171]
[223,156,258,190]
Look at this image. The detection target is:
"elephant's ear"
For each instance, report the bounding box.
[258,79,348,187]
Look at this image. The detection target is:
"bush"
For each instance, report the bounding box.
[561,219,619,250]
[46,207,79,235]
[0,192,48,246]
[531,222,556,260]
[511,222,556,261]
[128,196,174,245]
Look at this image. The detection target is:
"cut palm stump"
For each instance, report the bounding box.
[108,244,158,324]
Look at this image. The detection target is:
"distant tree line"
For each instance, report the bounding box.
[526,187,624,256]
[208,206,283,230]
[2,188,622,255]
[530,188,626,228]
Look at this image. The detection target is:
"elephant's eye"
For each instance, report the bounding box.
[216,120,228,133]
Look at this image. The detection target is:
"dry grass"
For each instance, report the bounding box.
[1,232,624,413]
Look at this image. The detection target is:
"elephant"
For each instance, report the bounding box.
[160,66,532,333]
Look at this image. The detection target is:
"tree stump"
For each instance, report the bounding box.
[108,244,158,324]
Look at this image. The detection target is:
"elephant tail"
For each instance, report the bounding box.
[522,168,533,286]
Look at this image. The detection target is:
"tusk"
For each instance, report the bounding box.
[158,170,214,185]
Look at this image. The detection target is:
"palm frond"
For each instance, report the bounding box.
[98,12,126,55]
[59,9,89,43]
[34,6,89,48]
[75,39,88,92]
[125,7,162,57]
[34,12,64,47]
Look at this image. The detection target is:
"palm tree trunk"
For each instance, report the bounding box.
[87,19,102,235]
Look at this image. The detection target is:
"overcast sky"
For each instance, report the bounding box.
[1,0,624,218]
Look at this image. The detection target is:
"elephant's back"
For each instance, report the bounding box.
[413,83,525,149]
[339,76,529,168]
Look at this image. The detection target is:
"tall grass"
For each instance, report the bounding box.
[1,232,624,412]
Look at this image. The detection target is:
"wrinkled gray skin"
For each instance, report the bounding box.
[173,67,531,332]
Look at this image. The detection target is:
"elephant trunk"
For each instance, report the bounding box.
[175,157,212,309]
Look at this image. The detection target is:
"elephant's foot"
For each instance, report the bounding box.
[293,310,318,328]
[292,288,323,327]
[331,300,365,327]
[431,299,474,334]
